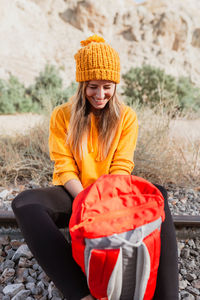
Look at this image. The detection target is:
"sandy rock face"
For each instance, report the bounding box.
[0,0,53,83]
[192,28,200,48]
[0,0,83,85]
[59,0,139,40]
[0,0,200,87]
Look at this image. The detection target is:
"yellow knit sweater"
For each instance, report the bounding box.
[49,102,138,189]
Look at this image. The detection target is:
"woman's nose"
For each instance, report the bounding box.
[96,87,105,99]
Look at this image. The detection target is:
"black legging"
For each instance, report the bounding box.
[11,184,179,300]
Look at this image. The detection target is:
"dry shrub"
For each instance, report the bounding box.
[0,117,53,187]
[133,105,200,187]
[171,137,200,186]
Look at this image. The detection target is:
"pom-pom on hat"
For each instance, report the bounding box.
[74,34,120,83]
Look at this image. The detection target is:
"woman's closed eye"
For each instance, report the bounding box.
[88,85,112,90]
[89,86,97,89]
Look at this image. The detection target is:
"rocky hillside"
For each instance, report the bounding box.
[0,0,200,88]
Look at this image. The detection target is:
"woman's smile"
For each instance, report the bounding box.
[92,97,107,105]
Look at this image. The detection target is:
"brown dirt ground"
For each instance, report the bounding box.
[0,114,45,136]
[169,119,200,141]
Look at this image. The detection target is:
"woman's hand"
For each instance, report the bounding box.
[81,295,95,300]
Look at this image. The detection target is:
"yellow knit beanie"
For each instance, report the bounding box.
[74,34,120,83]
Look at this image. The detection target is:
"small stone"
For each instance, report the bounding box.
[11,289,31,300]
[0,236,10,247]
[188,260,196,268]
[181,248,190,258]
[190,249,198,257]
[185,273,197,281]
[37,272,50,286]
[6,249,15,260]
[186,285,200,295]
[10,240,24,250]
[179,279,188,289]
[174,191,179,197]
[32,263,39,271]
[0,190,10,200]
[182,292,195,300]
[3,284,24,297]
[2,295,11,300]
[39,295,47,300]
[0,260,15,272]
[0,256,5,264]
[41,289,49,298]
[28,181,40,189]
[15,268,28,283]
[30,258,37,264]
[178,242,185,251]
[48,281,55,299]
[0,268,15,284]
[168,196,174,202]
[187,239,195,248]
[37,265,43,274]
[32,286,42,296]
[7,194,15,200]
[192,279,200,289]
[26,276,36,283]
[36,281,45,295]
[180,269,187,276]
[181,290,189,297]
[25,282,35,293]
[184,294,195,300]
[28,268,37,279]
[37,281,45,289]
[18,257,32,268]
[52,288,62,298]
[12,245,33,261]
[4,245,11,251]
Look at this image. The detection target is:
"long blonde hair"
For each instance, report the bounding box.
[67,82,123,160]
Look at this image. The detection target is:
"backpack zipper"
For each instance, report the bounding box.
[70,198,163,233]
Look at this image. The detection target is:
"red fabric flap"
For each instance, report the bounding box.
[88,248,120,299]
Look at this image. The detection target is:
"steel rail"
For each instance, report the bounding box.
[0,210,200,228]
[173,215,200,227]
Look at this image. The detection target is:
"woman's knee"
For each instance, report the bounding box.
[12,189,43,212]
[12,185,71,217]
[154,184,168,203]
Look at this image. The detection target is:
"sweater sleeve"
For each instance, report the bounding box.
[49,106,80,185]
[109,107,138,175]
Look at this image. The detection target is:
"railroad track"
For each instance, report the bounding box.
[1,209,200,227]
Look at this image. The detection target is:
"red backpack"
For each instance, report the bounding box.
[69,175,165,300]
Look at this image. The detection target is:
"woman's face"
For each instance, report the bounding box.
[86,80,116,112]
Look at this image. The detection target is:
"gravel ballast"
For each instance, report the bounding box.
[0,183,200,300]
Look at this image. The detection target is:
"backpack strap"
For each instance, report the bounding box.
[134,242,151,300]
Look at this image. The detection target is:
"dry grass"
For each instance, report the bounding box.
[171,138,200,185]
[0,118,53,187]
[133,106,200,187]
[0,106,199,188]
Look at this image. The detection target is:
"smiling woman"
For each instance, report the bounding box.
[12,34,178,300]
[86,80,116,111]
